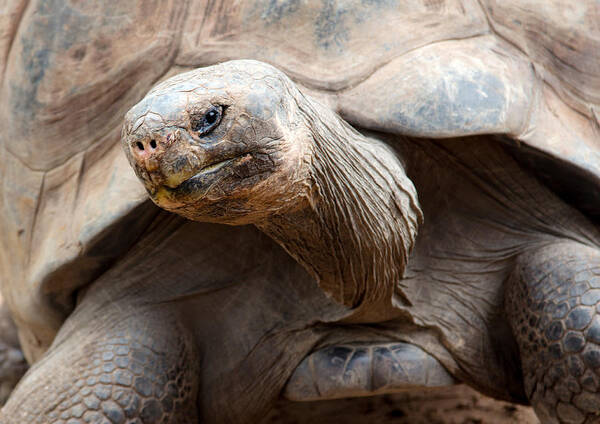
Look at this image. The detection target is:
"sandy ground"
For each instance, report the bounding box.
[263,385,539,424]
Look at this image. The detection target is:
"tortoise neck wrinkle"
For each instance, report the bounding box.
[259,94,423,319]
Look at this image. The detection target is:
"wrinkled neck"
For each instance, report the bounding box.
[258,96,422,320]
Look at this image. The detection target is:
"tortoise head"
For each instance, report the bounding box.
[122,60,312,225]
[123,60,423,316]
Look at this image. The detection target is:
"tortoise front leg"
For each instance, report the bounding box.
[0,300,199,423]
[506,242,600,424]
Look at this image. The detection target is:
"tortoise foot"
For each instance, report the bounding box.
[506,242,600,423]
[283,342,455,401]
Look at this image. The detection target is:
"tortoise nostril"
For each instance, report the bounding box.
[136,142,144,151]
[150,140,157,149]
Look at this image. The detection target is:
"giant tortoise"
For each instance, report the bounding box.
[0,1,599,423]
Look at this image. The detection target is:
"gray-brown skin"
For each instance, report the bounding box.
[120,60,600,424]
[0,300,27,406]
[1,1,600,423]
[123,61,422,319]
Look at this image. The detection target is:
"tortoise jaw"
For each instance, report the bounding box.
[149,152,253,208]
[172,156,239,189]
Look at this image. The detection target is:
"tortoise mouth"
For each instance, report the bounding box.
[164,152,252,195]
[177,157,237,186]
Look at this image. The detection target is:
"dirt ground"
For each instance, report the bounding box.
[263,385,539,424]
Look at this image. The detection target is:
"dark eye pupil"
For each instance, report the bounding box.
[206,110,218,124]
[191,106,223,134]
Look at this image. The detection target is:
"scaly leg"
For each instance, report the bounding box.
[506,242,600,423]
[0,300,198,423]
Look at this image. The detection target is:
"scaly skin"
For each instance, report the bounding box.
[0,300,199,423]
[506,242,600,423]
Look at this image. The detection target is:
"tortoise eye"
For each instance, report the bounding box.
[191,105,224,136]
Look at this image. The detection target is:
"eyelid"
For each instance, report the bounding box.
[191,105,224,136]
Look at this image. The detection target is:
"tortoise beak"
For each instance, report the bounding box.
[125,126,255,203]
[126,128,210,192]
